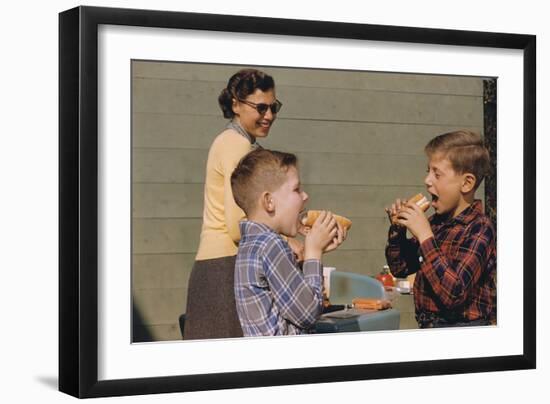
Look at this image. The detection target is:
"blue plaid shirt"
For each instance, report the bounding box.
[235,221,323,336]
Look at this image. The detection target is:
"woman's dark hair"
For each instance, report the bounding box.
[218,69,275,119]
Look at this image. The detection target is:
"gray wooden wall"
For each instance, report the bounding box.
[132,61,485,341]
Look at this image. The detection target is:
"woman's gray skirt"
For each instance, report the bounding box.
[183,255,243,340]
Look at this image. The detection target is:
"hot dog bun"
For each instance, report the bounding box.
[301,210,352,231]
[390,193,430,225]
[352,297,392,310]
[408,193,430,212]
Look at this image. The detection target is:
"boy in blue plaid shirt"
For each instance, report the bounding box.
[231,148,346,336]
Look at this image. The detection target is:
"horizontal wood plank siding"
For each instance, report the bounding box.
[132,61,485,341]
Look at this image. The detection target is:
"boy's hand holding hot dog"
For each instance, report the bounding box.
[304,211,342,260]
[301,210,347,255]
[385,198,405,229]
[395,200,434,243]
[385,193,433,242]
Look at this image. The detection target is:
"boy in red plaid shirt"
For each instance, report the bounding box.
[385,130,496,328]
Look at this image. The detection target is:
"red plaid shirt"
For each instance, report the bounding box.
[385,200,496,325]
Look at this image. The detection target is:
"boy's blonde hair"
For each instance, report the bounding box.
[231,148,298,215]
[425,130,491,190]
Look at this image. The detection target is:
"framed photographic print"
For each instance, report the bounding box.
[59,5,536,398]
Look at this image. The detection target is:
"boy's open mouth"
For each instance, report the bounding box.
[430,193,439,206]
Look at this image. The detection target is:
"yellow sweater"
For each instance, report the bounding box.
[195,129,253,260]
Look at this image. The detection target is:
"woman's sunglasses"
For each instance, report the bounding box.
[238,99,283,115]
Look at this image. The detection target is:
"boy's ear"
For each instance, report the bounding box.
[461,172,477,193]
[260,192,275,213]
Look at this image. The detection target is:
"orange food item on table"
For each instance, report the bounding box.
[352,297,392,310]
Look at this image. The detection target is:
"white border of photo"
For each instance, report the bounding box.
[97,24,523,380]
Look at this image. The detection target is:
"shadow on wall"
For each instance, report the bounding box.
[132,302,154,343]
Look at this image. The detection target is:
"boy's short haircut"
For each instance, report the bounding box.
[425,130,491,189]
[231,148,298,215]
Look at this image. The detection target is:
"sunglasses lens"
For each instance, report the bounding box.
[242,99,282,114]
[256,104,269,114]
[271,101,282,114]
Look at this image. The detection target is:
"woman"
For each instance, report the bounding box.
[183,69,284,339]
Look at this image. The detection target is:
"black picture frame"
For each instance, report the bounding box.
[59,5,536,398]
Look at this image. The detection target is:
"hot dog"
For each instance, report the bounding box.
[390,193,430,225]
[301,210,352,231]
[408,193,430,212]
[352,297,392,310]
